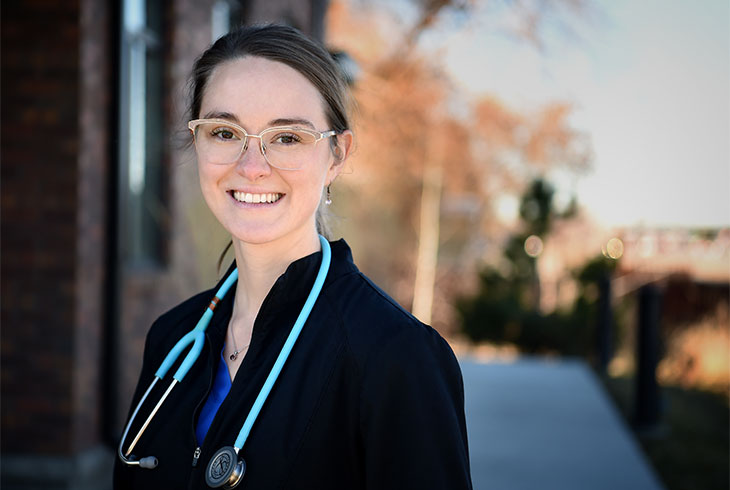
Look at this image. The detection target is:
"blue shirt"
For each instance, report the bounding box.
[195,348,232,444]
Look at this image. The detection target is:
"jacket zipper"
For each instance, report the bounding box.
[191,332,216,467]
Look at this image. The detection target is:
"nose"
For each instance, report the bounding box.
[235,136,271,181]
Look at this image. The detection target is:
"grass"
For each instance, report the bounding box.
[601,375,729,490]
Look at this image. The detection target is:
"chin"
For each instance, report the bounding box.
[229,226,283,245]
[227,222,314,247]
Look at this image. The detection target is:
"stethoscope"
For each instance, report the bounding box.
[118,236,331,488]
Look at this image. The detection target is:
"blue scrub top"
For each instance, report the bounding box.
[195,348,233,444]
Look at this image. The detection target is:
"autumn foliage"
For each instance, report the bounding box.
[326,0,591,335]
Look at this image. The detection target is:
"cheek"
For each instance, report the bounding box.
[197,163,225,206]
[305,162,332,198]
[197,159,226,183]
[284,169,328,222]
[197,164,212,193]
[288,172,323,207]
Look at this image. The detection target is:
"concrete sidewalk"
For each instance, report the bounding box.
[460,358,665,490]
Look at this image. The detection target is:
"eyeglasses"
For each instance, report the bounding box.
[188,118,337,170]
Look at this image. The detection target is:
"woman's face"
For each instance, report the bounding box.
[196,56,349,249]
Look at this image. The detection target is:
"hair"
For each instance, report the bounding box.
[190,24,351,135]
[189,24,352,270]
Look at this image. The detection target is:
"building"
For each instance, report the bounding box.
[1,1,328,488]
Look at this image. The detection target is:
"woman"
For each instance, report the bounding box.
[114,24,472,490]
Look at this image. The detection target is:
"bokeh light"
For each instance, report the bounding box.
[524,235,544,258]
[602,237,624,259]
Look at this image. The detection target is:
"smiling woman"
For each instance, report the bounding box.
[114,24,473,490]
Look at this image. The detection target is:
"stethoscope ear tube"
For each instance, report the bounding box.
[154,330,206,381]
[117,237,331,482]
[117,378,160,468]
[156,269,239,381]
[117,267,239,470]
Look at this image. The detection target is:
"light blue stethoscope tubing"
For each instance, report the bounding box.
[118,236,331,468]
[156,267,239,382]
[234,234,330,451]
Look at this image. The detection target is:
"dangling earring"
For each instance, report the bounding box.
[325,185,332,205]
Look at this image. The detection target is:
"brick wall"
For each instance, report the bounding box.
[1,0,83,455]
[1,0,112,487]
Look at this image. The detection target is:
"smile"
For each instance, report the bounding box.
[231,191,283,204]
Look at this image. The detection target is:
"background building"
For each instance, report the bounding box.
[1,1,328,488]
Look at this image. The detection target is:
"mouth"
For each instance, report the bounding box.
[230,190,284,204]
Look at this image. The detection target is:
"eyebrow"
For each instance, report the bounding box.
[200,111,316,130]
[202,111,240,122]
[268,118,316,129]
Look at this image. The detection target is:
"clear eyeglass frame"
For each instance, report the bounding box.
[188,118,337,171]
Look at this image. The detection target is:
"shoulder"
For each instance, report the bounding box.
[322,269,423,338]
[321,269,460,381]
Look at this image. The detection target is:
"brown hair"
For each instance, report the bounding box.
[190,24,351,136]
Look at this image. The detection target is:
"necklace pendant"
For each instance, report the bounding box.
[230,351,239,361]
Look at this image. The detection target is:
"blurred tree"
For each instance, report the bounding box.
[520,178,555,237]
[457,179,620,356]
[326,0,593,333]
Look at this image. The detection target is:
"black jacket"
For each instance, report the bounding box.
[114,240,472,489]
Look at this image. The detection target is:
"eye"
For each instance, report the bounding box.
[264,129,318,149]
[271,131,303,145]
[210,126,240,141]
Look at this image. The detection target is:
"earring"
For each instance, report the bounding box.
[325,185,332,205]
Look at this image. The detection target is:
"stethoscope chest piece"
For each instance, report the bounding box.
[206,446,245,489]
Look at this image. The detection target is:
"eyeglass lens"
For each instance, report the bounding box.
[193,122,321,170]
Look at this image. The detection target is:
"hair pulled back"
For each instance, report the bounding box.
[189,24,351,135]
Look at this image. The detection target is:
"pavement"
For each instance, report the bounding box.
[460,358,665,490]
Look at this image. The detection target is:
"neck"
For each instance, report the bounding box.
[230,230,321,320]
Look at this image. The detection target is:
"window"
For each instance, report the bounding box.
[118,0,165,265]
[211,0,243,42]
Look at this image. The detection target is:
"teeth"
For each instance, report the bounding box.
[232,191,282,204]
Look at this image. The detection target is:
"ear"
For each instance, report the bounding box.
[326,129,354,184]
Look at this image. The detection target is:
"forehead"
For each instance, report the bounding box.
[200,56,327,127]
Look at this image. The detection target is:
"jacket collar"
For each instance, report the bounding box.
[207,239,357,339]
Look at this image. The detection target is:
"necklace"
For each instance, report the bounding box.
[229,325,250,361]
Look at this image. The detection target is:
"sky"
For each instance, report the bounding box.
[389,0,730,229]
